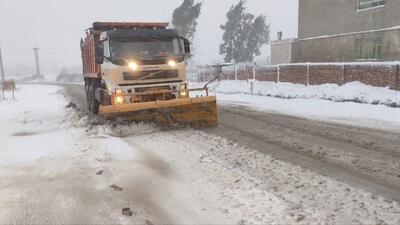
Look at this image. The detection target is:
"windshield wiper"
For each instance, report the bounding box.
[141,55,179,60]
[114,56,167,61]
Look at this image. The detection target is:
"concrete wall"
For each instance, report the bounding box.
[271,39,296,65]
[289,0,400,63]
[299,0,400,39]
[294,29,400,62]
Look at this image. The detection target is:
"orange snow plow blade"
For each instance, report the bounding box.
[99,88,218,128]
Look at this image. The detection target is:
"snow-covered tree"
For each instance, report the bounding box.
[172,0,202,42]
[245,15,270,61]
[219,0,270,63]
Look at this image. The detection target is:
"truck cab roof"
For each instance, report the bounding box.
[104,29,180,42]
[91,22,169,32]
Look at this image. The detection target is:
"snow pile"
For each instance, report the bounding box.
[87,122,160,138]
[63,101,160,138]
[193,80,400,108]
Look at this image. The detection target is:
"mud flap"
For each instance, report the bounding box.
[99,96,218,128]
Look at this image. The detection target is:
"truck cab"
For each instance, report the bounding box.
[82,22,190,112]
[98,28,191,104]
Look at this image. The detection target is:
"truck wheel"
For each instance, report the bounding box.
[89,83,100,114]
[85,81,90,110]
[102,92,112,106]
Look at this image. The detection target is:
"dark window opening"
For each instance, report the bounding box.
[357,0,385,10]
[355,37,383,61]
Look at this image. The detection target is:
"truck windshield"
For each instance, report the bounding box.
[110,39,183,60]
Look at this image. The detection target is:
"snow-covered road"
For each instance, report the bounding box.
[0,85,238,224]
[0,84,400,224]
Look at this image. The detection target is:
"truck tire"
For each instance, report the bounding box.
[102,91,112,106]
[84,81,90,110]
[99,82,112,106]
[89,82,100,114]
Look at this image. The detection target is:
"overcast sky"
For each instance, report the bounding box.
[0,0,298,77]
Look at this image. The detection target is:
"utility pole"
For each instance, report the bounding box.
[33,47,41,77]
[0,41,5,82]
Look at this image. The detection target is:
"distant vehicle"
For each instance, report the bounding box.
[81,22,217,127]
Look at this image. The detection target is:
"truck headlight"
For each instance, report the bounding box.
[180,83,187,98]
[180,91,187,97]
[168,60,177,68]
[115,96,124,104]
[128,62,139,71]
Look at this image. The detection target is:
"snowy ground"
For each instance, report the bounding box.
[191,80,400,131]
[0,85,400,224]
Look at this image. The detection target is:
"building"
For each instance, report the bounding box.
[271,0,400,64]
[270,38,296,65]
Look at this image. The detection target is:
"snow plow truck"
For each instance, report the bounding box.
[81,22,217,127]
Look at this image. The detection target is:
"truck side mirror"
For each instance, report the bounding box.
[183,38,191,54]
[95,44,104,64]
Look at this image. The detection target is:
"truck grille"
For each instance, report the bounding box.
[133,86,176,102]
[123,70,179,81]
[135,86,172,93]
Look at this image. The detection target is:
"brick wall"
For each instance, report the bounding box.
[309,65,343,85]
[344,64,397,89]
[256,67,278,82]
[236,67,253,80]
[279,65,308,85]
[196,63,400,90]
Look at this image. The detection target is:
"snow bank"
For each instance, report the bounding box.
[195,80,400,108]
[0,85,71,169]
[190,80,400,130]
[219,94,400,130]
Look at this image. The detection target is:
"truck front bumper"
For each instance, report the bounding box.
[98,95,218,128]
